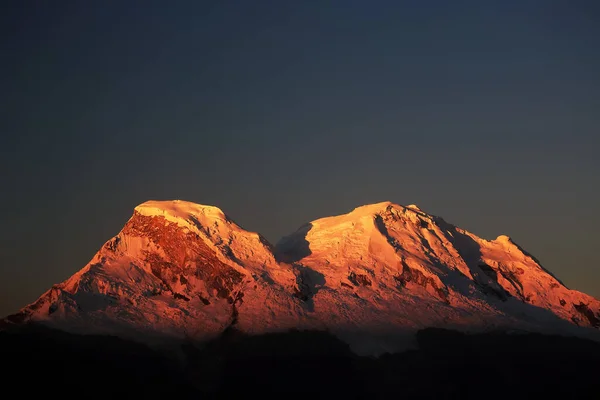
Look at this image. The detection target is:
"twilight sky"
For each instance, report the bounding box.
[1,0,599,317]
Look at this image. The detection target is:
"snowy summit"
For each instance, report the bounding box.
[3,200,599,355]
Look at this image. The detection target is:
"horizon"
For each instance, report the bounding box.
[1,1,599,318]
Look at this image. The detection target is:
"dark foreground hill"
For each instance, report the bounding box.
[2,325,599,399]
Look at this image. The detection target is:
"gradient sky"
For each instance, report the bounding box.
[1,0,599,317]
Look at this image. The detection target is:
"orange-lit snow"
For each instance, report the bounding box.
[5,200,599,355]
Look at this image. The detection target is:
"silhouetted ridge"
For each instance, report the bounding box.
[2,325,600,399]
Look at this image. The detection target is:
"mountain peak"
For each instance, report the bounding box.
[495,234,512,243]
[350,201,394,215]
[5,199,600,356]
[133,200,235,232]
[135,199,226,220]
[349,201,426,217]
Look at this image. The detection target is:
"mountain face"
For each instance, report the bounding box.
[3,200,600,354]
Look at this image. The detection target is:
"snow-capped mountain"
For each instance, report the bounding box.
[3,200,599,354]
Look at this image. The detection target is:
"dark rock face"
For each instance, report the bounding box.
[341,281,354,289]
[292,266,325,312]
[574,302,600,328]
[479,262,527,300]
[395,263,449,302]
[348,271,372,287]
[121,213,245,303]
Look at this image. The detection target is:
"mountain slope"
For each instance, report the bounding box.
[3,200,599,354]
[3,200,305,342]
[276,201,600,352]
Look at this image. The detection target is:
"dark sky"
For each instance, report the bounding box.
[1,0,599,317]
